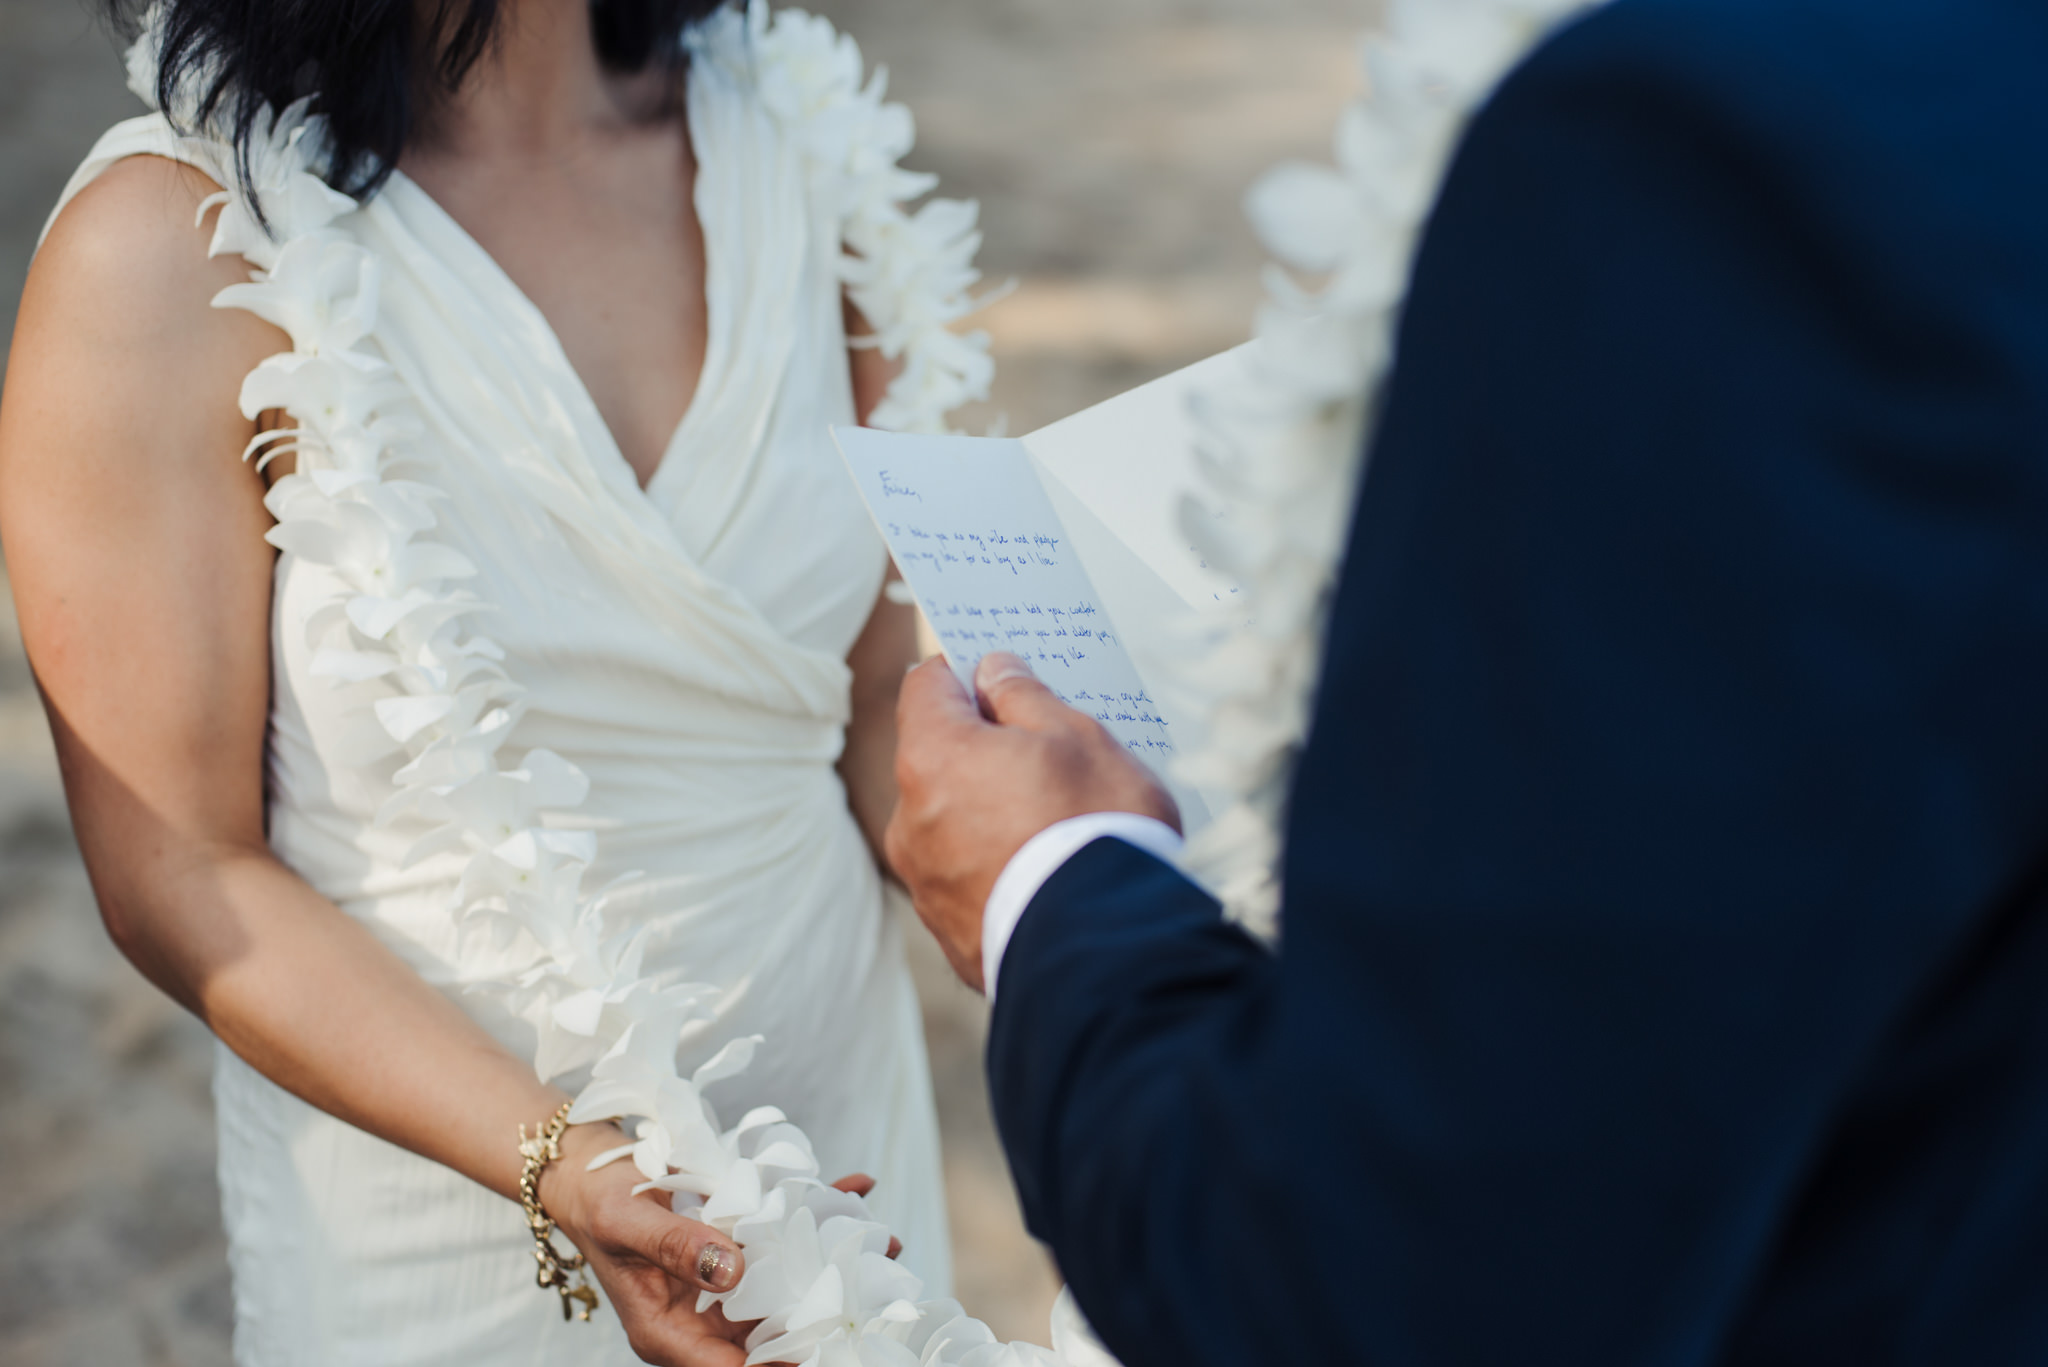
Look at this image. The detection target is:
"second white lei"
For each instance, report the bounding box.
[1177,0,1606,940]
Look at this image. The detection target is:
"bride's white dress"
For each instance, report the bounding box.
[48,11,967,1365]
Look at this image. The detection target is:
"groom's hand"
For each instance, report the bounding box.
[888,652,1179,991]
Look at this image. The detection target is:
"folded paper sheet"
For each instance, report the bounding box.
[834,424,1179,758]
[833,344,1256,831]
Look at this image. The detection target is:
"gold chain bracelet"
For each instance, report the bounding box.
[517,1101,601,1322]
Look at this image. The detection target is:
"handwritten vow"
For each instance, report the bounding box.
[834,428,1176,758]
[835,346,1255,824]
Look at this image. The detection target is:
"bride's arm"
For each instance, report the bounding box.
[0,157,747,1367]
[839,300,918,871]
[841,573,919,871]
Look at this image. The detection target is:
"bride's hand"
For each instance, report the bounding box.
[829,1173,904,1261]
[544,1124,756,1367]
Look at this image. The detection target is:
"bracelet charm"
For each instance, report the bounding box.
[517,1102,601,1322]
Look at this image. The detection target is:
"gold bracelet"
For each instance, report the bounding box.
[517,1101,601,1322]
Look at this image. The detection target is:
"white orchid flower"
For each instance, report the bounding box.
[732,1200,923,1366]
[567,1014,733,1179]
[453,828,597,946]
[193,99,356,268]
[377,740,581,862]
[266,491,479,651]
[752,7,865,129]
[239,353,403,467]
[214,232,381,356]
[517,974,666,1083]
[442,749,591,844]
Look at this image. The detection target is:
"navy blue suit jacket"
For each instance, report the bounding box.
[986,1,2048,1362]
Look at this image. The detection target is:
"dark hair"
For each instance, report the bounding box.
[103,0,729,208]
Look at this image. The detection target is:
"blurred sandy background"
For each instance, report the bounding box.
[0,1,1367,1360]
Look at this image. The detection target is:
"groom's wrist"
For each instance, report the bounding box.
[982,812,1186,999]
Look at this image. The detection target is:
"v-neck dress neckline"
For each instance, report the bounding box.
[330,49,854,692]
[383,107,722,510]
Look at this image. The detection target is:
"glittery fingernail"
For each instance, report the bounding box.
[698,1242,740,1290]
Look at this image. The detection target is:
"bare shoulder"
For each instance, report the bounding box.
[1,152,285,531]
[0,152,282,632]
[22,154,282,380]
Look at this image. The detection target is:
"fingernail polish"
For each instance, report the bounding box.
[698,1243,740,1290]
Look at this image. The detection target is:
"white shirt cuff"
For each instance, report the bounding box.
[983,813,1185,1001]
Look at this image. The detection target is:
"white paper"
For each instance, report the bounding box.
[832,428,1178,764]
[832,347,1258,829]
[1020,343,1254,612]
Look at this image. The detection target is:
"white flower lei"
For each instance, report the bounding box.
[1176,0,1606,939]
[125,0,1601,1359]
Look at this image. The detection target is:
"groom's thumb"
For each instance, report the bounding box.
[975,652,1068,733]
